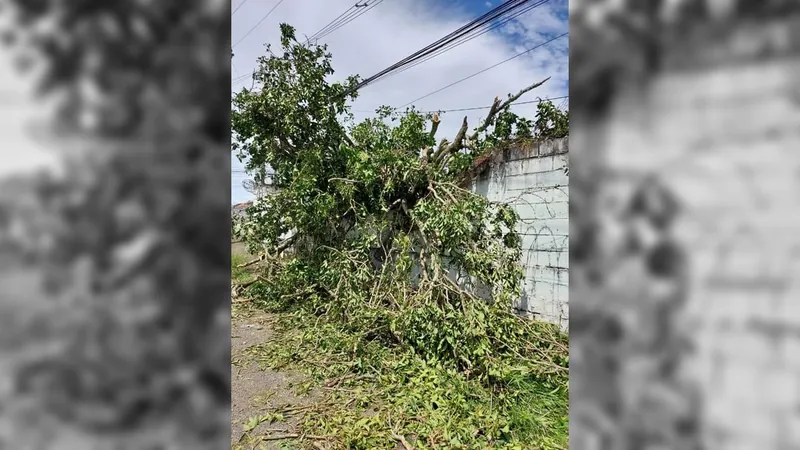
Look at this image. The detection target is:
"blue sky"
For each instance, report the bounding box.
[231,0,569,204]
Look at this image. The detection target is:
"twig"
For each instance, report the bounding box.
[257,433,299,441]
[329,177,361,184]
[234,277,261,289]
[393,434,414,450]
[237,253,265,268]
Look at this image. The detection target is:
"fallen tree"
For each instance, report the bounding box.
[232,24,567,385]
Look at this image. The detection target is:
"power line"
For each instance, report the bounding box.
[232,0,250,16]
[352,0,535,93]
[421,95,568,113]
[387,0,551,80]
[233,0,387,86]
[305,4,360,43]
[397,31,567,108]
[234,0,543,87]
[232,71,251,84]
[306,0,386,44]
[315,0,386,41]
[232,0,287,48]
[353,95,567,114]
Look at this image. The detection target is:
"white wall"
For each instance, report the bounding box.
[471,137,569,328]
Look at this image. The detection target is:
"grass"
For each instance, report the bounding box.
[231,244,569,450]
[231,250,256,285]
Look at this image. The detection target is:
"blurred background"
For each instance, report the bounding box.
[0,0,230,448]
[1,0,798,448]
[570,0,800,449]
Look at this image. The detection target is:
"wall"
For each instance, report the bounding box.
[470,138,569,329]
[601,39,800,450]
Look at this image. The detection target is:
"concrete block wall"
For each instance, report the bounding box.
[471,138,569,328]
[603,52,800,449]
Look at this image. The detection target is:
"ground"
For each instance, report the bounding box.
[228,240,570,450]
[230,242,325,450]
[231,305,323,450]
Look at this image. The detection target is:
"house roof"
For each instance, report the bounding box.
[231,201,252,217]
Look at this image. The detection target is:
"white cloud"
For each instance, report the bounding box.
[231,0,568,204]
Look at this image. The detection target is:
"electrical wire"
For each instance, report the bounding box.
[306,0,387,44]
[397,31,567,108]
[234,0,387,85]
[232,0,250,16]
[232,0,287,48]
[236,0,535,86]
[313,0,386,42]
[421,95,568,113]
[352,0,534,92]
[387,0,551,80]
[305,3,361,43]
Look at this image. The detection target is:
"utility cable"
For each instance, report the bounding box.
[232,0,287,48]
[314,0,386,41]
[422,95,568,113]
[232,0,250,16]
[397,31,567,108]
[305,3,361,43]
[388,0,551,80]
[235,0,387,85]
[352,0,534,92]
[307,0,387,43]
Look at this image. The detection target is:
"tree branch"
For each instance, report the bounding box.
[273,233,298,254]
[393,434,414,450]
[433,116,468,165]
[469,78,550,142]
[428,113,440,140]
[469,97,501,141]
[278,137,296,155]
[237,254,265,268]
[498,77,550,111]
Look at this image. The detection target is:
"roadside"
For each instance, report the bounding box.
[229,243,569,450]
[231,244,324,450]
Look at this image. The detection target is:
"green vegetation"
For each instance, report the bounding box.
[231,24,568,450]
[232,251,257,285]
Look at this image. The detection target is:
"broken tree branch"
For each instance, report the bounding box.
[433,116,468,164]
[497,77,550,112]
[470,77,550,142]
[428,113,440,140]
[237,253,265,268]
[274,233,298,254]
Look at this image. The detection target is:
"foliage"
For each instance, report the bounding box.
[232,24,568,448]
[235,303,568,450]
[534,99,569,139]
